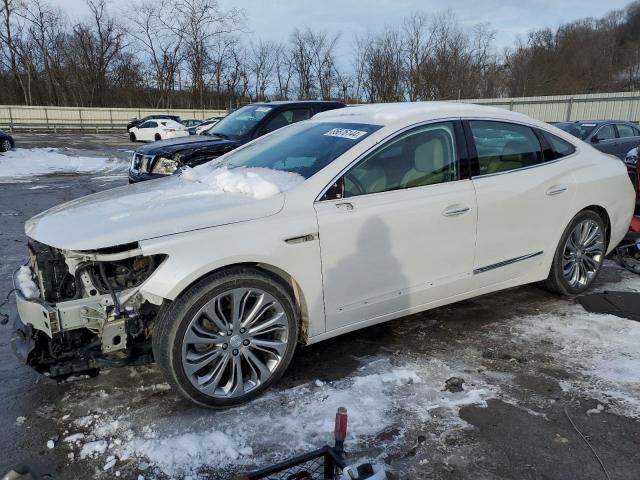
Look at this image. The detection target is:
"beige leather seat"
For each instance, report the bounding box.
[400,137,447,188]
[346,165,387,194]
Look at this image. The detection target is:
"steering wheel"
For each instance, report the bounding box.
[344,174,365,196]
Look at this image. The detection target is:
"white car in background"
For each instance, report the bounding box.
[194,117,224,135]
[13,103,635,408]
[129,119,190,142]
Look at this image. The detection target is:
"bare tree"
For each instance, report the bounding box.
[170,0,244,108]
[129,0,183,108]
[248,38,276,101]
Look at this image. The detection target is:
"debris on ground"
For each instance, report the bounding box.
[444,377,465,393]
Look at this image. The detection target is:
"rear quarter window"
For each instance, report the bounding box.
[543,131,576,159]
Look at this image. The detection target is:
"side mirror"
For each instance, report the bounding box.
[591,136,600,144]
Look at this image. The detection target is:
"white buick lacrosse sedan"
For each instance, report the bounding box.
[14,103,635,407]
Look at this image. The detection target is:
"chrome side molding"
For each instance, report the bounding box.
[474,251,543,274]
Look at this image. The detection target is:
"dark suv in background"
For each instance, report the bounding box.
[556,120,640,160]
[128,100,345,183]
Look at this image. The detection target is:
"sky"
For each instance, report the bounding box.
[55,0,633,66]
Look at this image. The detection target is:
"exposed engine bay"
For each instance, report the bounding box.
[14,240,166,378]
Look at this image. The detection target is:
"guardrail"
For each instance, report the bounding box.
[2,91,640,130]
[0,105,227,132]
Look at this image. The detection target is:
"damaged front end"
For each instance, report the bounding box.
[12,240,166,378]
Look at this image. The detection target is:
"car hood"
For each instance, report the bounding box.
[135,135,241,156]
[25,174,286,250]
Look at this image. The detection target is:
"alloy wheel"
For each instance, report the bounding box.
[562,219,605,289]
[1,139,11,152]
[181,287,290,399]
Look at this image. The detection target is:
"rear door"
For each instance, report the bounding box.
[137,121,157,141]
[468,120,577,288]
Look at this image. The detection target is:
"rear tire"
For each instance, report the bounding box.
[542,210,606,295]
[129,132,136,142]
[154,133,161,141]
[152,267,299,408]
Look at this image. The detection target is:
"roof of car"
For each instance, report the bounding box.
[253,100,346,106]
[312,101,537,128]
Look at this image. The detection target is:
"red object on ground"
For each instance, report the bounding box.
[334,407,348,443]
[630,216,640,233]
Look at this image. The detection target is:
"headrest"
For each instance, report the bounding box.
[414,137,445,172]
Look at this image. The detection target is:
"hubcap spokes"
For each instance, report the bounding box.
[181,288,289,398]
[562,219,604,288]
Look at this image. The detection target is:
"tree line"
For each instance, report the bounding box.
[2,0,640,110]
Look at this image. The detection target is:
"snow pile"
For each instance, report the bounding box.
[515,308,640,418]
[0,148,127,179]
[180,165,304,199]
[16,266,40,299]
[114,363,494,477]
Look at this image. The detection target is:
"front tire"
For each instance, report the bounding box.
[0,139,12,152]
[129,132,136,142]
[153,268,299,408]
[542,210,606,295]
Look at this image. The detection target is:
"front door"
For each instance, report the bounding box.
[314,121,477,332]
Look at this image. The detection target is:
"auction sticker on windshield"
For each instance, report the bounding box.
[324,128,368,140]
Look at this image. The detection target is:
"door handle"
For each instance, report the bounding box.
[335,202,354,211]
[442,205,470,217]
[546,185,568,196]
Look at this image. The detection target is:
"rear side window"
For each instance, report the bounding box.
[469,121,543,175]
[617,123,639,138]
[542,131,576,159]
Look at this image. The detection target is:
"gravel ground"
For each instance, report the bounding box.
[0,134,639,479]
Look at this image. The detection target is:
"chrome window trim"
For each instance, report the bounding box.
[314,117,462,203]
[466,117,579,180]
[592,123,616,142]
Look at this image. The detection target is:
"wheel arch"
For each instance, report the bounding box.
[580,204,611,248]
[164,262,312,344]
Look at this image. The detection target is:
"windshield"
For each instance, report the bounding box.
[207,105,274,138]
[214,121,382,179]
[556,122,596,140]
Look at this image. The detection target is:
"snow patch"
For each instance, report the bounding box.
[515,308,640,418]
[16,266,40,299]
[0,148,127,179]
[180,166,304,199]
[114,363,493,477]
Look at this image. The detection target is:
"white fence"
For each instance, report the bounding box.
[2,91,640,131]
[0,105,227,131]
[461,91,640,123]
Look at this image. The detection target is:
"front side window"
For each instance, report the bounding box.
[215,122,381,179]
[595,124,616,141]
[470,121,543,175]
[140,121,156,129]
[343,122,458,197]
[261,108,312,134]
[616,123,639,138]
